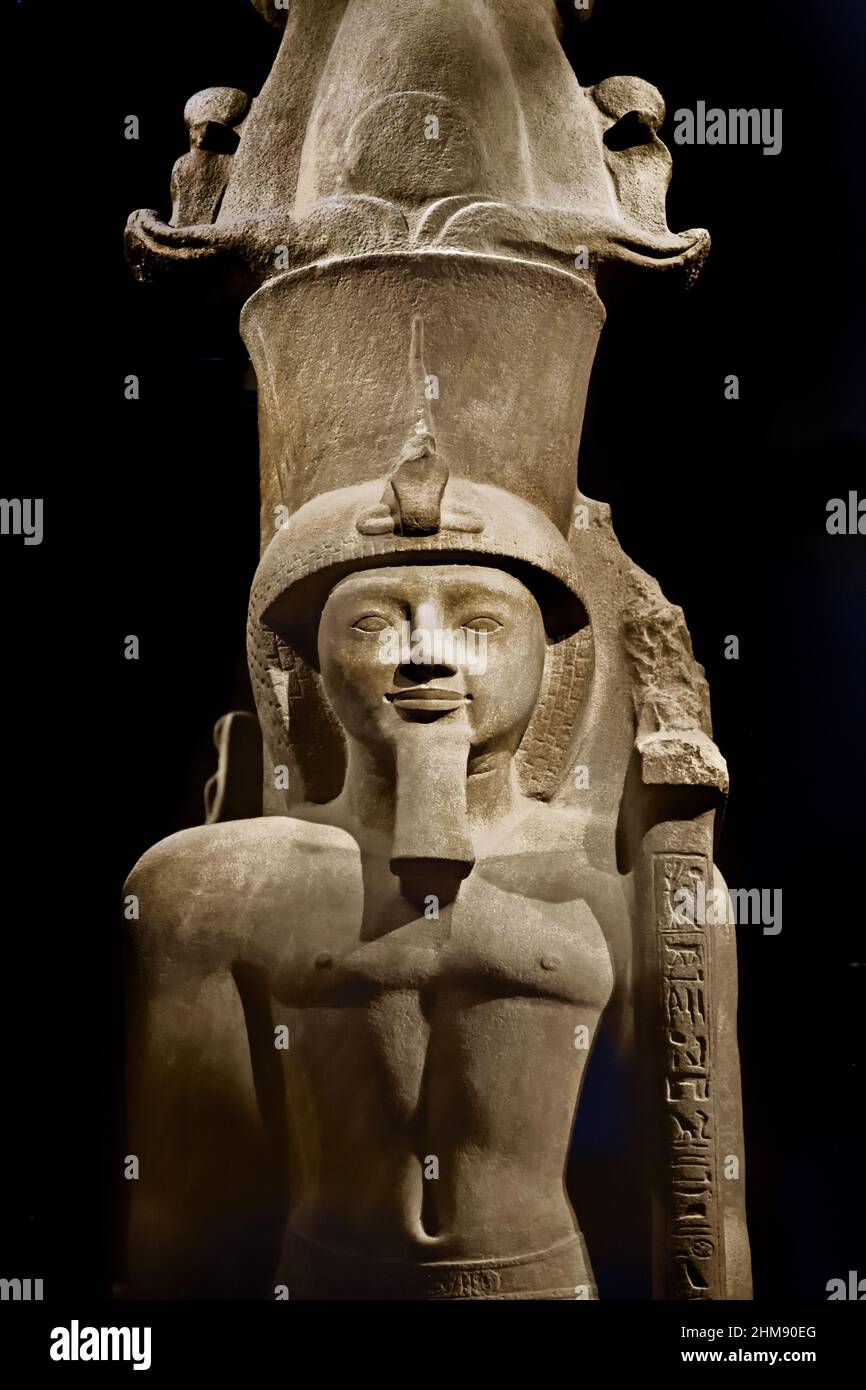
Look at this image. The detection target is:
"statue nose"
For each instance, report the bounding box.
[412,599,442,632]
[395,661,458,686]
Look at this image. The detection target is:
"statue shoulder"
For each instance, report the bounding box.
[124,815,360,958]
[497,797,630,951]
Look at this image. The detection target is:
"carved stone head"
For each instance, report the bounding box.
[248,475,592,806]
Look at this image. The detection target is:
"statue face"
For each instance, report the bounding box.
[317,564,547,756]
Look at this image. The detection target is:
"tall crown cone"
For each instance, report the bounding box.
[241,251,605,546]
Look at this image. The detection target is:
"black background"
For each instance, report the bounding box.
[2,0,864,1306]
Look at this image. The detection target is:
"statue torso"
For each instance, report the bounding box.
[144,805,618,1268]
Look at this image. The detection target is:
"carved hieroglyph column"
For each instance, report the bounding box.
[124,0,750,1300]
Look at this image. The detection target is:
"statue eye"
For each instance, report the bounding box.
[352,614,392,633]
[462,616,501,633]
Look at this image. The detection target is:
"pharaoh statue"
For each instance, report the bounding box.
[122,0,751,1301]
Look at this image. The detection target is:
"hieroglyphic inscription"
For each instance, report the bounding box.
[653,853,723,1299]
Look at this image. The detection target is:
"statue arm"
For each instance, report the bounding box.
[120,842,284,1299]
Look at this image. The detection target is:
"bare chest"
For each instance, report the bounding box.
[265,867,614,1014]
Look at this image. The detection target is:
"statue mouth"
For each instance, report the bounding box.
[386,687,470,713]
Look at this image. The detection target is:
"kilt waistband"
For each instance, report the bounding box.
[279,1228,596,1300]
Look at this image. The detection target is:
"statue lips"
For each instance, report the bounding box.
[386,687,470,715]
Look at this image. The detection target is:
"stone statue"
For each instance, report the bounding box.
[126,470,627,1299]
[122,0,752,1301]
